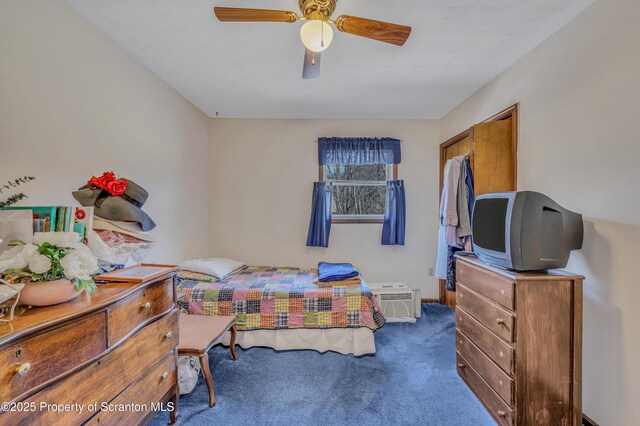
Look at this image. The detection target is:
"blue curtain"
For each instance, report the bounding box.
[382,180,406,245]
[306,182,332,247]
[318,137,401,165]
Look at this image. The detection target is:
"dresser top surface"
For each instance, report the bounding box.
[456,255,585,281]
[0,272,175,345]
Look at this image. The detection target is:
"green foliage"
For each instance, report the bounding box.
[73,278,96,295]
[37,242,67,281]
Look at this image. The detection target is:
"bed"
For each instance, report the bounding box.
[176,265,386,355]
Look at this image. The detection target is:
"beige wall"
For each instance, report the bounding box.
[441,0,640,424]
[208,119,441,297]
[0,0,211,262]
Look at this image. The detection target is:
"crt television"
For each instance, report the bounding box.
[471,191,583,271]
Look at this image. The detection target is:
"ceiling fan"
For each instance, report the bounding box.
[214,0,412,79]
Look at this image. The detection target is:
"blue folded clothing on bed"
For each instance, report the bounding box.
[317,262,359,282]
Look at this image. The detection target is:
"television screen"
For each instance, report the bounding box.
[472,198,508,253]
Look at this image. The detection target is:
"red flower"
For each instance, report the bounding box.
[105,179,128,196]
[86,171,127,196]
[87,171,116,189]
[76,208,86,220]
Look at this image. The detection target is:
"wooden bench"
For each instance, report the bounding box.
[177,315,237,407]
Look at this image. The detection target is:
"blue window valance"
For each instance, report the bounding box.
[318,137,401,165]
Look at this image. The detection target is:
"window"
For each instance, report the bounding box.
[322,163,397,223]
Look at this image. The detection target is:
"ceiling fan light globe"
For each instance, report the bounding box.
[300,20,333,53]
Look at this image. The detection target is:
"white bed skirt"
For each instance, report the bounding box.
[219,327,376,356]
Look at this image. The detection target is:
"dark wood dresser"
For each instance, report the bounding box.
[0,270,178,425]
[455,256,583,426]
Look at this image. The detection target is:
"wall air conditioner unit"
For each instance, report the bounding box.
[368,283,421,323]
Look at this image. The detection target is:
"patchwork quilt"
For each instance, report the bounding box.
[176,266,386,331]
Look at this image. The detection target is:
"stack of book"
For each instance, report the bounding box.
[4,206,94,243]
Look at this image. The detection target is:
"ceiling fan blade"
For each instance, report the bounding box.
[335,15,411,46]
[302,48,321,79]
[214,7,298,23]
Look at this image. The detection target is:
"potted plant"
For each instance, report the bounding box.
[0,232,99,306]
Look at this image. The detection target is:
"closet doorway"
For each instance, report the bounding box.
[438,104,518,310]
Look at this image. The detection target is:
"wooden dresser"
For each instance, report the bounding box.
[455,256,583,426]
[0,270,178,425]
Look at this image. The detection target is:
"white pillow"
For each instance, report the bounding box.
[179,258,246,279]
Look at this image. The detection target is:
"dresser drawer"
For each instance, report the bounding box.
[457,261,514,310]
[1,310,178,426]
[0,312,107,403]
[86,352,176,425]
[457,284,515,343]
[108,278,174,344]
[457,352,513,426]
[456,331,513,405]
[457,308,513,375]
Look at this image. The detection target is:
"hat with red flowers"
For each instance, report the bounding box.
[72,171,156,231]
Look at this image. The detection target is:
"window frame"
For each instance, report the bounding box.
[320,163,398,224]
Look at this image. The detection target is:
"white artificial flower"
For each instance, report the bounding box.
[1,243,37,260]
[20,244,38,258]
[82,255,99,275]
[28,254,52,274]
[70,243,99,273]
[70,242,94,258]
[60,249,98,281]
[0,244,38,270]
[0,259,19,272]
[33,232,82,248]
[59,251,86,280]
[0,256,27,271]
[0,244,27,260]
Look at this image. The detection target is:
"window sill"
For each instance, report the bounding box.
[332,219,384,224]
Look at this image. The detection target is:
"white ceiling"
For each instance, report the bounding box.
[65,0,596,119]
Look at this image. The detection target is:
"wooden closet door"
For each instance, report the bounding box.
[472,118,516,195]
[444,137,472,161]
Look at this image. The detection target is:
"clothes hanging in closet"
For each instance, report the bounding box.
[436,155,474,291]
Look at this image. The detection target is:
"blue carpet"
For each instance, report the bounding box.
[151,304,495,426]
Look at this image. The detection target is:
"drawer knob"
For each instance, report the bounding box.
[457,363,465,368]
[16,362,31,376]
[497,410,507,417]
[496,318,506,325]
[140,302,151,311]
[161,371,169,381]
[163,331,172,340]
